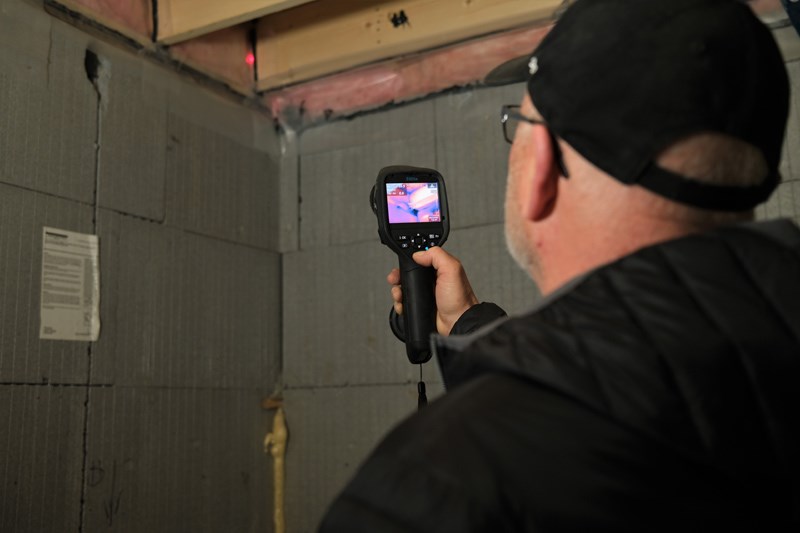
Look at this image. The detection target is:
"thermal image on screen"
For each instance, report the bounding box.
[386,182,441,223]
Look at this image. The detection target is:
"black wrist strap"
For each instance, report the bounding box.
[417,380,428,410]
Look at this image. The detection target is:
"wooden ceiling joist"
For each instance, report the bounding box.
[256,0,563,91]
[157,0,318,45]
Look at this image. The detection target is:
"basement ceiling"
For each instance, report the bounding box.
[47,0,565,89]
[44,0,796,126]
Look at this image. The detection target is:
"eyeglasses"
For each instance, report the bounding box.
[500,105,545,144]
[500,104,570,178]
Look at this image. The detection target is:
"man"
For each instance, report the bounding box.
[320,0,800,530]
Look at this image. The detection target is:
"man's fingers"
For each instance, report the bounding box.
[388,268,402,315]
[391,285,402,303]
[412,246,478,335]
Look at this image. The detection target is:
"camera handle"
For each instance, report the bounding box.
[395,253,437,365]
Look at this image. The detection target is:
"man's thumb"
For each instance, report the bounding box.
[411,249,433,267]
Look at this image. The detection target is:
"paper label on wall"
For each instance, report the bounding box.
[39,227,100,341]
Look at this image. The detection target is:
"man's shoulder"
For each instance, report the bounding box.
[392,372,642,454]
[368,372,661,502]
[324,372,769,532]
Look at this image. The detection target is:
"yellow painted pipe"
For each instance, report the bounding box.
[264,406,288,533]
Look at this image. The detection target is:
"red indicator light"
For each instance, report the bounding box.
[245,52,256,66]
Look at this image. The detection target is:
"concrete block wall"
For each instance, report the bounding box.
[0,1,282,531]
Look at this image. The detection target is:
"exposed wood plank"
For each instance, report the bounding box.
[256,0,561,91]
[158,0,318,45]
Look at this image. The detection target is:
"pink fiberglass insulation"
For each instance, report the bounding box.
[262,24,553,130]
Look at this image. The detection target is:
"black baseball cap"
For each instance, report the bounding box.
[487,0,790,211]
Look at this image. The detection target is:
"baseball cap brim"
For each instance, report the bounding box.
[483,54,531,86]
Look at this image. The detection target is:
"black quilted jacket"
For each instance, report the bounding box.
[320,220,800,532]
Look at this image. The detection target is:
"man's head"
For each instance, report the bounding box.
[493,0,790,293]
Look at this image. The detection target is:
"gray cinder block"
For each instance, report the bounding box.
[165,114,280,249]
[299,99,435,156]
[97,48,168,222]
[282,384,420,533]
[282,240,413,388]
[0,22,96,203]
[434,83,526,229]
[93,210,281,388]
[0,385,85,533]
[83,386,272,532]
[0,183,93,384]
[299,136,436,250]
[446,223,541,316]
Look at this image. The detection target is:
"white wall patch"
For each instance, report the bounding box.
[40,227,100,342]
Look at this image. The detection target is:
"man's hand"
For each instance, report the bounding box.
[387,247,479,336]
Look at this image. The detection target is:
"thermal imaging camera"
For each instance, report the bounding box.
[371,166,450,364]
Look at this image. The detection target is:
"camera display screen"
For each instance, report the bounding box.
[386,182,441,224]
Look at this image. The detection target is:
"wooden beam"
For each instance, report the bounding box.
[256,0,561,91]
[158,0,318,45]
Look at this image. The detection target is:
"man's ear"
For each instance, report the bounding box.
[523,124,560,222]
